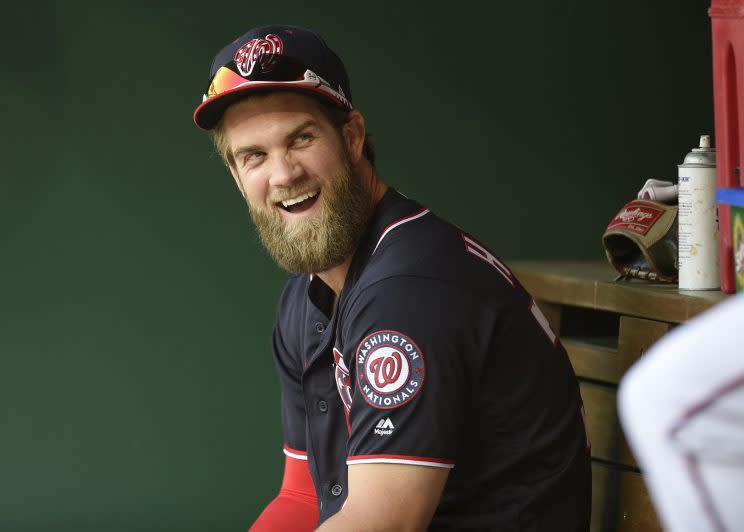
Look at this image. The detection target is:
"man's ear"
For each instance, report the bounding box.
[342,110,366,164]
[228,164,247,198]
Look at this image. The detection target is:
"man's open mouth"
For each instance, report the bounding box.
[278,190,320,214]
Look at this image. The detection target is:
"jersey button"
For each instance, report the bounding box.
[314,322,325,333]
[318,400,328,413]
[331,484,343,497]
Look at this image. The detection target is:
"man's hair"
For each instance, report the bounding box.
[211,98,376,168]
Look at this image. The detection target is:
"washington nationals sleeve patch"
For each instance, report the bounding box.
[355,330,426,410]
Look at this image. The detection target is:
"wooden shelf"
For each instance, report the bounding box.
[563,337,621,384]
[511,260,726,323]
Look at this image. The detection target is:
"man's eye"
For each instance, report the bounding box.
[295,133,312,144]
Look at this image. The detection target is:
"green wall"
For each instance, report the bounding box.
[2,1,711,530]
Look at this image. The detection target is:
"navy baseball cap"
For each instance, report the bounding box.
[194,25,353,130]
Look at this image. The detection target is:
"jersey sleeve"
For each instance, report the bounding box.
[340,276,470,469]
[272,313,307,456]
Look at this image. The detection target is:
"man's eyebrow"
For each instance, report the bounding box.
[284,119,318,142]
[232,144,262,160]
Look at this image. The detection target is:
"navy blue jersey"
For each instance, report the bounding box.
[272,188,591,530]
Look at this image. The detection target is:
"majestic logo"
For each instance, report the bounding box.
[356,330,425,410]
[233,34,283,77]
[333,347,352,413]
[607,200,664,236]
[374,418,395,436]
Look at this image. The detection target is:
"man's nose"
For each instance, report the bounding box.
[268,152,303,188]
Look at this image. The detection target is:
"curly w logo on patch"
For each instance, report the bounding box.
[356,330,425,410]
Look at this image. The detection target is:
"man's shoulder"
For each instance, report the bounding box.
[346,208,526,325]
[364,210,515,290]
[272,274,311,363]
[275,273,308,320]
[370,209,461,268]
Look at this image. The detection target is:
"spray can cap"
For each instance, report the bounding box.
[679,134,716,167]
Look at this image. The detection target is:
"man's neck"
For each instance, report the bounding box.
[316,254,354,300]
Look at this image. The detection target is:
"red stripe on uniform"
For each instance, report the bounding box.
[347,453,454,464]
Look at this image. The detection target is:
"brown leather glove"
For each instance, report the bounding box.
[603,199,678,282]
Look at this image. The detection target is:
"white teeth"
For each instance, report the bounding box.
[281,190,319,208]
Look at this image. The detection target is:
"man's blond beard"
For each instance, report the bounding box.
[248,160,374,274]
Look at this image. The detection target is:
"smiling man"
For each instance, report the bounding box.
[194,25,591,531]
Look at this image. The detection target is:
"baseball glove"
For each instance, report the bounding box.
[603,199,679,282]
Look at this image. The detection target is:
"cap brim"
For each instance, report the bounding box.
[193,81,352,130]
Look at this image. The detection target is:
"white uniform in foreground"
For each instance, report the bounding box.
[618,294,744,532]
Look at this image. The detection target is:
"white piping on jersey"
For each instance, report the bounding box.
[347,457,455,468]
[462,234,515,287]
[283,447,309,461]
[372,208,430,255]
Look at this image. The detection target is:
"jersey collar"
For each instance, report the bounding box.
[303,188,429,370]
[340,188,428,298]
[306,187,427,313]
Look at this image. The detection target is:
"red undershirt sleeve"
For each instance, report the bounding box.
[248,451,318,531]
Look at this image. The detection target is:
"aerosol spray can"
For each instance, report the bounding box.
[678,135,720,290]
